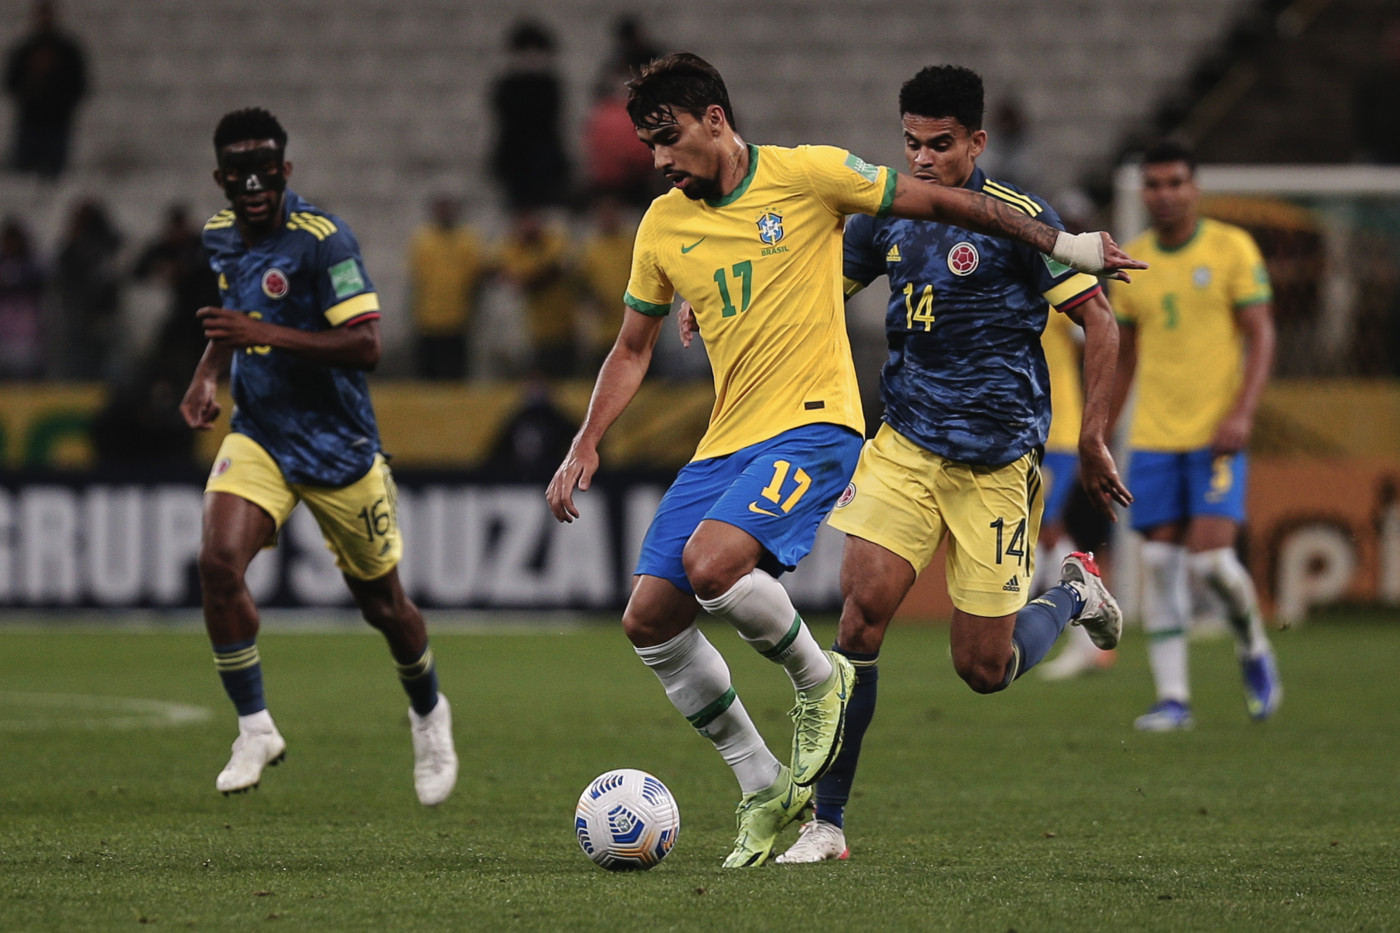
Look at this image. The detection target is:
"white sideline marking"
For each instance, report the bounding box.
[0,692,213,732]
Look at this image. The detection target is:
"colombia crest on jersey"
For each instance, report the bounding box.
[203,190,383,486]
[844,166,1100,466]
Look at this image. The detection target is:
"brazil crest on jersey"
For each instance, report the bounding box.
[844,166,1100,466]
[624,144,895,461]
[203,190,383,487]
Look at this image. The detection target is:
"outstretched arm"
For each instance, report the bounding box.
[547,308,666,522]
[887,175,1146,279]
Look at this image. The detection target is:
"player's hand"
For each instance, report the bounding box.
[1054,232,1148,282]
[178,378,221,429]
[197,306,268,348]
[1211,411,1252,455]
[546,443,600,523]
[1077,438,1133,520]
[676,301,698,349]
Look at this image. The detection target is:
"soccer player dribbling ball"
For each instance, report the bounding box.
[180,108,457,805]
[545,53,1144,867]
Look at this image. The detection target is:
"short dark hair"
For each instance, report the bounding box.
[899,65,984,130]
[626,51,737,132]
[213,107,287,153]
[1142,138,1197,175]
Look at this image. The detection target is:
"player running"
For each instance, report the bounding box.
[1111,140,1281,732]
[180,108,457,805]
[546,53,1143,868]
[775,64,1132,864]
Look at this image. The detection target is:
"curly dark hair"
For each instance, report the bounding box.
[626,51,738,132]
[213,107,288,153]
[898,65,984,130]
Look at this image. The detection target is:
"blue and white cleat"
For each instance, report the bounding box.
[1134,699,1194,732]
[1241,650,1282,721]
[1061,551,1123,650]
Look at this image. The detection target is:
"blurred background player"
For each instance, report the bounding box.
[179,108,457,804]
[776,64,1132,864]
[405,194,487,380]
[579,53,1141,867]
[1111,139,1281,732]
[1036,271,1118,681]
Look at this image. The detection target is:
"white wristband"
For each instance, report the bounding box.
[1052,231,1106,273]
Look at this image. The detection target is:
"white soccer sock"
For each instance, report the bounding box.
[1140,541,1191,703]
[697,569,832,692]
[1189,547,1271,659]
[237,709,276,735]
[634,625,781,794]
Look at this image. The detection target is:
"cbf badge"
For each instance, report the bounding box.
[756,211,785,245]
[947,242,979,275]
[261,267,290,299]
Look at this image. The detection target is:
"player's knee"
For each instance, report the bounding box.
[197,546,246,597]
[681,549,743,602]
[953,652,1010,695]
[837,601,890,655]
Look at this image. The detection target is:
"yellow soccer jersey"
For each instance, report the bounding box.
[1115,218,1271,451]
[1042,309,1083,453]
[625,144,896,461]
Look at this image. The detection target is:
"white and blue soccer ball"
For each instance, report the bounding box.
[574,768,680,871]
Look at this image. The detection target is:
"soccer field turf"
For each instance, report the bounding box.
[2,612,1397,932]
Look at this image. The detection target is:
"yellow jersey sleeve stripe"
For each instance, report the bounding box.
[307,214,338,238]
[983,181,1042,216]
[204,210,235,231]
[1044,273,1101,309]
[875,168,897,218]
[843,276,868,298]
[624,291,670,316]
[325,292,380,325]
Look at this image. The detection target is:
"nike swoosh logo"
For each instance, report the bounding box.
[681,237,707,253]
[780,786,796,808]
[747,502,779,517]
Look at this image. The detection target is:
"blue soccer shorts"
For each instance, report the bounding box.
[1127,447,1248,532]
[635,423,864,594]
[1040,450,1079,526]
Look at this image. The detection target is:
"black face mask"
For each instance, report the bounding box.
[218,146,287,201]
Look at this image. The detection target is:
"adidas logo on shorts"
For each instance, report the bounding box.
[1002,575,1020,592]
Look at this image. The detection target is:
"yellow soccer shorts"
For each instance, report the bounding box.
[205,432,403,581]
[828,423,1043,618]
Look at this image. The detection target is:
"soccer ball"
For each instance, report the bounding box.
[574,769,680,871]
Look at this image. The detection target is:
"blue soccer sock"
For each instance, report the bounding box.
[1003,583,1085,687]
[813,647,879,830]
[396,645,441,717]
[212,638,267,716]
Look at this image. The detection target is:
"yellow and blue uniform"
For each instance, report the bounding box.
[833,168,1100,615]
[1041,308,1083,523]
[202,190,402,579]
[627,144,894,591]
[1114,217,1272,530]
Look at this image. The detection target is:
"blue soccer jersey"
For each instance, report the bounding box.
[203,190,383,487]
[844,167,1101,466]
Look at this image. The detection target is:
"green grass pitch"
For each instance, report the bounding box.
[2,611,1397,932]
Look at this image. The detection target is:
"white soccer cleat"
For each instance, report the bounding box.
[216,719,287,795]
[775,820,850,864]
[1061,551,1123,650]
[410,693,458,807]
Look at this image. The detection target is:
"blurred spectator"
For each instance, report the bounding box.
[4,0,88,179]
[576,194,636,369]
[489,20,571,210]
[497,207,578,377]
[90,368,196,470]
[978,96,1040,191]
[131,203,219,382]
[406,195,488,380]
[605,14,661,77]
[0,217,45,379]
[581,63,659,209]
[485,375,578,482]
[1352,17,1400,164]
[53,198,122,380]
